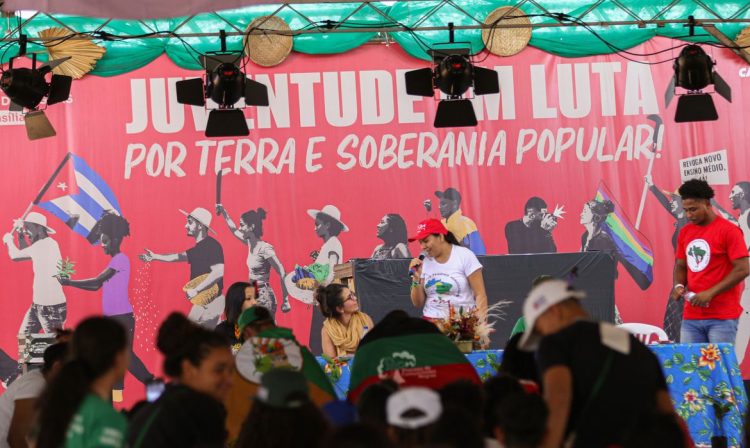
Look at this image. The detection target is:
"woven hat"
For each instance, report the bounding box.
[307,205,348,232]
[482,6,532,57]
[39,27,106,79]
[244,16,293,67]
[736,26,750,48]
[23,212,55,234]
[179,207,216,235]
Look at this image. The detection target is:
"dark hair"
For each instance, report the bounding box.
[429,407,484,448]
[36,317,127,448]
[325,422,393,448]
[439,380,484,424]
[678,179,715,200]
[432,231,460,246]
[224,281,254,325]
[314,283,347,319]
[586,199,615,225]
[87,212,130,244]
[482,374,524,436]
[380,214,409,247]
[317,213,345,237]
[356,380,399,430]
[240,208,266,238]
[498,334,540,387]
[737,181,750,198]
[236,399,330,448]
[494,392,548,448]
[156,312,229,378]
[41,342,69,374]
[524,197,547,212]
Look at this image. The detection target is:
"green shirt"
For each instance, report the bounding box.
[65,394,127,448]
[510,317,526,338]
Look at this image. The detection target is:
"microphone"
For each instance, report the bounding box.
[408,254,426,277]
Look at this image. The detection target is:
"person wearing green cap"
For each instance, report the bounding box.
[225,306,336,444]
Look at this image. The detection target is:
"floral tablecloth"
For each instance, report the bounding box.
[316,343,747,447]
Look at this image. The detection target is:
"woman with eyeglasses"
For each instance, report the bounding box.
[314,284,373,358]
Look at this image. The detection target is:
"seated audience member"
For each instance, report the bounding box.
[315,284,374,358]
[518,280,676,448]
[326,422,394,448]
[498,334,540,393]
[438,380,484,429]
[225,306,335,442]
[492,392,548,448]
[0,342,67,448]
[235,369,330,448]
[36,317,129,448]
[356,380,399,431]
[215,281,257,354]
[428,407,483,448]
[482,374,524,447]
[128,312,233,448]
[387,387,442,448]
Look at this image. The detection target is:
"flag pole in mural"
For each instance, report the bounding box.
[596,182,654,290]
[36,153,122,242]
[14,152,72,227]
[635,115,664,230]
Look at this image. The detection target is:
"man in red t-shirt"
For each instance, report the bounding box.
[671,179,750,345]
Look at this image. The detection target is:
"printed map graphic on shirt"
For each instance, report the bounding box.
[687,239,711,272]
[425,278,454,295]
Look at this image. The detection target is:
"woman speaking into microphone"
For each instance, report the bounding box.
[408,218,488,323]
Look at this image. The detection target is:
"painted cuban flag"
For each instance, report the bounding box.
[37,153,121,242]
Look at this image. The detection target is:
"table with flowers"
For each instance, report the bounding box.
[317,343,746,447]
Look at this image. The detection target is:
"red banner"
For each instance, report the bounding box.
[2,37,749,403]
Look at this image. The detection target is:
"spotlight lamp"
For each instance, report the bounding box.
[665,44,731,123]
[176,54,269,137]
[0,54,72,140]
[404,49,499,128]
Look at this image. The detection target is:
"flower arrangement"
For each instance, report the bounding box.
[321,355,349,383]
[439,302,509,350]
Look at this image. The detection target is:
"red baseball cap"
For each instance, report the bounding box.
[408,218,448,242]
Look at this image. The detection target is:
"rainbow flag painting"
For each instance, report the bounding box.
[595,182,654,290]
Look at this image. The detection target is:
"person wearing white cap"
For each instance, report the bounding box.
[140,207,225,328]
[518,279,674,448]
[2,212,67,336]
[386,387,442,446]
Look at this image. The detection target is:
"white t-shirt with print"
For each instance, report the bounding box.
[0,369,45,448]
[420,245,483,319]
[19,238,66,306]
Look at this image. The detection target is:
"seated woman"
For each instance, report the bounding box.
[315,284,374,358]
[35,317,129,448]
[128,313,234,448]
[408,218,488,323]
[216,281,258,354]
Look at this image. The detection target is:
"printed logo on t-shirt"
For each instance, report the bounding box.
[686,239,711,272]
[424,274,461,297]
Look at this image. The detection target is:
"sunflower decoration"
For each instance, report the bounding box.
[39,27,106,79]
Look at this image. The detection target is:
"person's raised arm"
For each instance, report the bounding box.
[139,249,186,263]
[216,205,245,243]
[409,257,426,309]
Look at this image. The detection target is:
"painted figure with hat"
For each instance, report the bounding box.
[518,279,675,448]
[140,207,225,328]
[408,218,488,323]
[432,187,486,256]
[3,212,67,336]
[284,204,347,305]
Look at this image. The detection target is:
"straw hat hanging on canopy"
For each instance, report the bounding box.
[243,16,294,67]
[482,6,532,57]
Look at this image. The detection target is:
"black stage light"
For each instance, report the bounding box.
[0,55,72,140]
[404,48,499,128]
[176,54,269,137]
[665,44,731,123]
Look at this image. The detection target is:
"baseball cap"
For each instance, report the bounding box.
[408,218,448,242]
[238,306,273,333]
[518,279,585,352]
[386,387,442,429]
[435,188,461,202]
[256,369,310,409]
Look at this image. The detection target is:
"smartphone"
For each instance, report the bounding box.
[146,379,165,402]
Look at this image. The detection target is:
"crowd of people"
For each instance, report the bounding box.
[0,178,746,447]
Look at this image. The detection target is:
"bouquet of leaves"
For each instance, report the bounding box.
[439,302,510,349]
[56,257,75,279]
